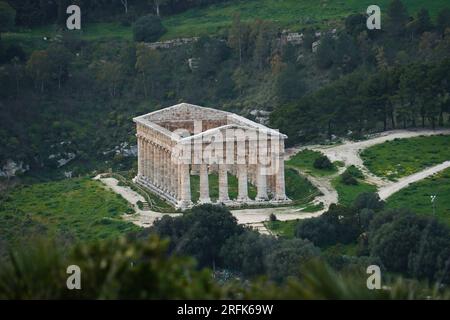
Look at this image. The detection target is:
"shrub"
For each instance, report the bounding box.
[346,165,364,179]
[353,192,384,212]
[269,213,277,222]
[133,15,166,42]
[341,171,358,185]
[313,155,332,170]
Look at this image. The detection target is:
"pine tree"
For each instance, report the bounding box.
[386,0,409,37]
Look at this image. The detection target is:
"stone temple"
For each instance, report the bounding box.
[133,103,291,210]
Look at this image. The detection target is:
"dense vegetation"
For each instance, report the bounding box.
[2,234,450,299]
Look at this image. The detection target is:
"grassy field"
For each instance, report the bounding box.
[386,168,450,225]
[287,150,338,177]
[285,168,321,206]
[162,0,448,39]
[265,219,299,238]
[4,0,446,43]
[361,135,450,181]
[332,177,377,206]
[0,177,139,254]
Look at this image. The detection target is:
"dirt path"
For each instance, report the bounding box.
[93,174,181,227]
[305,129,450,187]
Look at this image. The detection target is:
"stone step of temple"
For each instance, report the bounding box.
[141,202,151,211]
[246,222,271,235]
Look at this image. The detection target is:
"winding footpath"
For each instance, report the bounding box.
[95,129,450,233]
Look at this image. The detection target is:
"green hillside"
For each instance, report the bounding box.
[4,0,447,42]
[0,177,139,258]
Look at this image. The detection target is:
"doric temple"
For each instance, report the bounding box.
[133,103,291,210]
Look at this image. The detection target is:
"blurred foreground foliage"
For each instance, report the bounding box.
[1,235,449,300]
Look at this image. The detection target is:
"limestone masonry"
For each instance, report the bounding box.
[133,103,291,210]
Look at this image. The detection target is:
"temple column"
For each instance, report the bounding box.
[274,155,288,201]
[199,163,211,203]
[143,139,149,179]
[179,163,192,208]
[153,145,159,187]
[163,149,168,191]
[275,139,288,201]
[218,164,230,203]
[237,164,249,202]
[161,148,166,190]
[255,165,268,201]
[148,142,153,183]
[160,149,165,190]
[137,136,143,177]
[169,151,176,196]
[158,146,163,188]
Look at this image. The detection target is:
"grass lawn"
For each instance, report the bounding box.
[386,168,450,225]
[5,0,445,43]
[361,135,450,181]
[162,0,446,39]
[0,177,140,255]
[287,150,338,177]
[285,168,321,206]
[332,177,377,206]
[265,219,299,238]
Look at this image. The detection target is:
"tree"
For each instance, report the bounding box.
[151,204,244,268]
[333,33,361,73]
[436,7,450,36]
[26,50,52,92]
[315,35,335,69]
[408,8,433,38]
[345,13,366,37]
[133,14,166,42]
[151,0,169,17]
[135,43,162,98]
[341,170,358,185]
[353,192,384,212]
[369,210,450,283]
[119,0,129,13]
[220,230,276,277]
[251,20,277,70]
[265,239,321,282]
[313,155,332,170]
[228,13,245,65]
[276,65,305,103]
[47,44,72,89]
[95,61,124,98]
[386,0,409,37]
[0,1,15,39]
[192,36,230,78]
